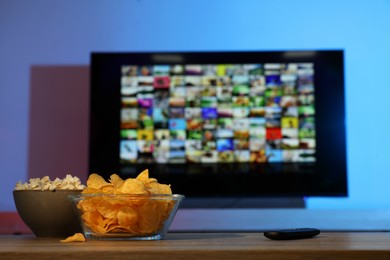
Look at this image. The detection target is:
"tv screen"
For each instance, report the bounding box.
[89,50,347,204]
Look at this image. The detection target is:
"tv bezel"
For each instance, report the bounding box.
[89,50,347,199]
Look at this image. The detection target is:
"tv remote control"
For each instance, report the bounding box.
[264,228,320,240]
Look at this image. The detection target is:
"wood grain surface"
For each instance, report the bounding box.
[1,232,390,260]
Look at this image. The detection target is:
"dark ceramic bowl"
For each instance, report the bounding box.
[13,190,83,237]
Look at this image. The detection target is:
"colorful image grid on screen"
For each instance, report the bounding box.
[119,63,315,164]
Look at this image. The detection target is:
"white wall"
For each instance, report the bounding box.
[1,0,390,211]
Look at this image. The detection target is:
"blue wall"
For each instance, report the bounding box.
[1,0,390,210]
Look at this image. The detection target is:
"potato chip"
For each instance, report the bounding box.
[136,203,161,234]
[157,200,175,220]
[136,169,158,187]
[135,169,150,183]
[146,182,172,195]
[117,206,138,227]
[82,211,110,234]
[60,232,86,243]
[79,169,175,236]
[109,174,124,189]
[87,173,113,190]
[101,185,115,194]
[77,199,96,212]
[97,199,122,219]
[117,178,148,195]
[102,217,120,232]
[81,187,105,195]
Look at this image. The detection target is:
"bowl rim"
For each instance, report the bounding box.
[68,193,185,199]
[13,189,84,192]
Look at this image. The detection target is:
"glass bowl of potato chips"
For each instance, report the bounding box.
[69,193,184,240]
[69,170,184,240]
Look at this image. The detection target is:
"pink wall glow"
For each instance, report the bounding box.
[28,66,90,182]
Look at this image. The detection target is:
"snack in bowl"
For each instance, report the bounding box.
[13,174,85,237]
[69,169,184,240]
[14,174,85,191]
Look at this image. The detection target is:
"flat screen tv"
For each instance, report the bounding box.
[89,50,347,207]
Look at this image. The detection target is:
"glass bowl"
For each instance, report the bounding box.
[68,194,184,240]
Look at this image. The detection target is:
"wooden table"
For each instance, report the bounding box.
[1,232,390,260]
